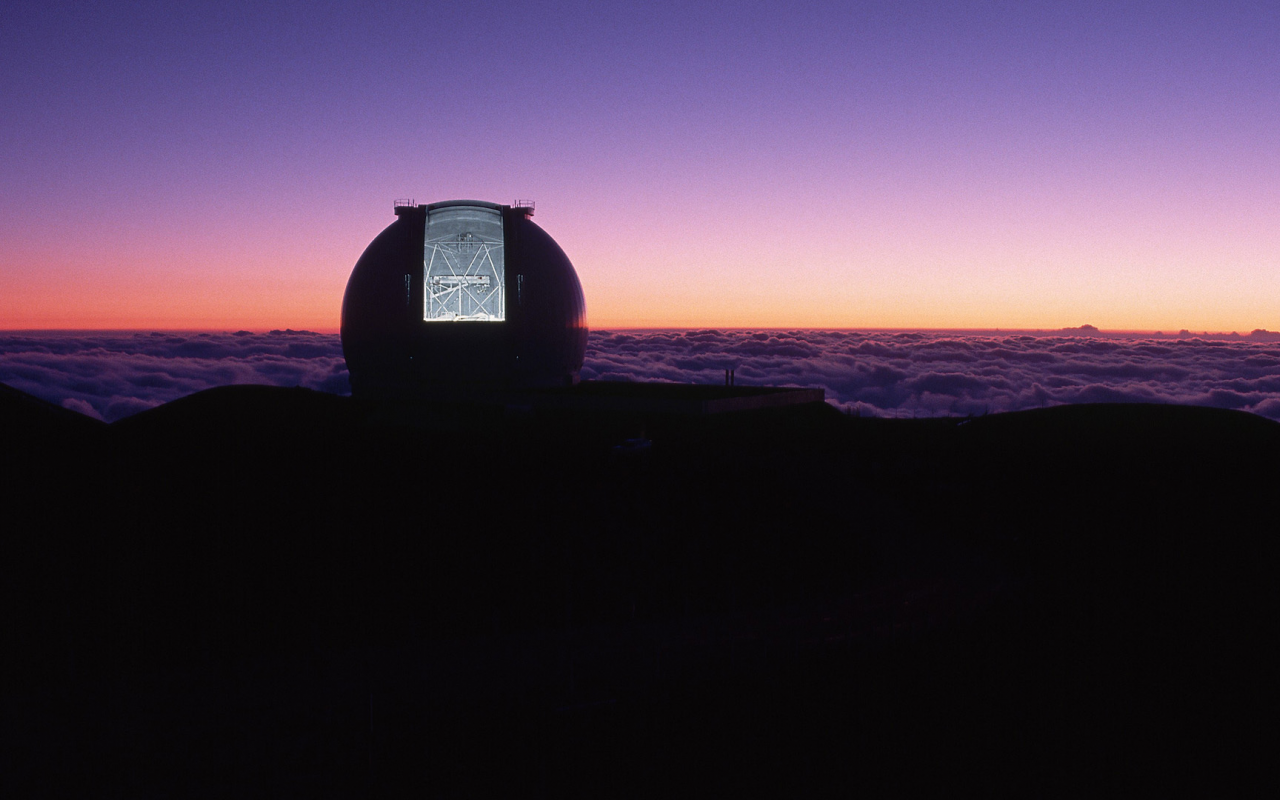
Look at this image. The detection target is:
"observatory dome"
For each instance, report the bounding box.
[342,200,587,397]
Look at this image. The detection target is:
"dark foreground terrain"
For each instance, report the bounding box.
[2,382,1278,796]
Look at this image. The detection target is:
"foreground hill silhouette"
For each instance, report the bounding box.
[2,382,1278,795]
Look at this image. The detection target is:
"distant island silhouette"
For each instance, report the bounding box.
[3,380,1277,793]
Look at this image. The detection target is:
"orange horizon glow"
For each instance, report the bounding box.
[2,232,1275,336]
[0,308,1271,338]
[1,266,1274,336]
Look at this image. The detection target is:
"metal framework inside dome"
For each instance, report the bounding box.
[423,206,505,322]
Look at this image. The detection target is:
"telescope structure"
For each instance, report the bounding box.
[342,200,588,397]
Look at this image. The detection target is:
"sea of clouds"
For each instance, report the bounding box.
[0,330,350,422]
[3,329,1280,422]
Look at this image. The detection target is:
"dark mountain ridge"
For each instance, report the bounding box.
[2,382,1277,795]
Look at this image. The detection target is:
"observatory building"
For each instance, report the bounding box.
[342,200,587,397]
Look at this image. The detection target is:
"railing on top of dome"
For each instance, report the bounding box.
[512,199,535,214]
[393,198,416,210]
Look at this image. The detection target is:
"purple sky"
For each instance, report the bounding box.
[2,1,1277,330]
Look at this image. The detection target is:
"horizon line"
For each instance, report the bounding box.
[2,325,1276,337]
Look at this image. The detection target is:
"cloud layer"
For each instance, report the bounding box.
[583,330,1280,420]
[3,329,1279,422]
[0,331,349,421]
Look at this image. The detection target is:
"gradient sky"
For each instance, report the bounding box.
[2,1,1277,331]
